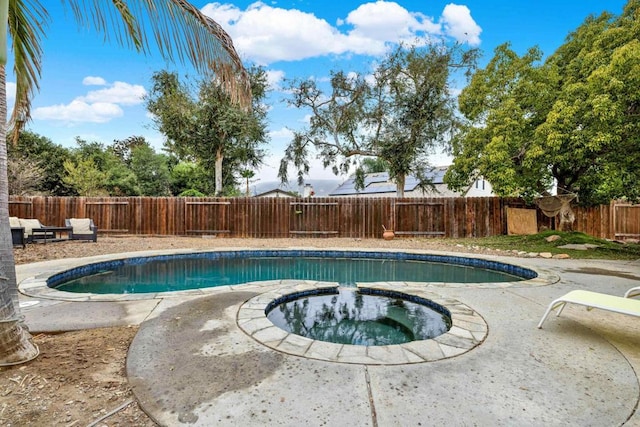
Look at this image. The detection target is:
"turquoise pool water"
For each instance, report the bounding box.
[266,288,451,346]
[50,250,534,294]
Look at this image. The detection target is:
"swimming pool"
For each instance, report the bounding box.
[48,249,537,294]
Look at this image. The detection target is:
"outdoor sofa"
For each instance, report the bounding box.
[9,216,97,244]
[9,217,55,244]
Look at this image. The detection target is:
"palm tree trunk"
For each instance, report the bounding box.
[0,64,38,365]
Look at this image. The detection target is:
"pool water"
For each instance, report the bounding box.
[52,252,528,294]
[266,288,451,345]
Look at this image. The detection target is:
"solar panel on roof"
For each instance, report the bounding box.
[328,167,451,196]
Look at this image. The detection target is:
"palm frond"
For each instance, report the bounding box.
[63,0,250,106]
[7,0,49,143]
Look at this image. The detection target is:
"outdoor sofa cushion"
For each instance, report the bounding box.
[18,218,44,238]
[9,216,21,228]
[68,218,93,235]
[66,218,98,242]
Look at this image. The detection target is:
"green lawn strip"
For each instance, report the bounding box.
[435,231,640,261]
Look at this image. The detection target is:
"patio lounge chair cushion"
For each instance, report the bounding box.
[66,218,98,242]
[537,289,640,329]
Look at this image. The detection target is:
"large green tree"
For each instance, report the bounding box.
[147,66,269,196]
[129,144,171,196]
[0,0,249,365]
[445,44,554,199]
[109,136,171,196]
[8,131,73,195]
[447,1,640,210]
[63,157,109,196]
[279,43,478,197]
[63,138,134,196]
[169,161,211,196]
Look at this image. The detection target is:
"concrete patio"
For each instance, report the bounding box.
[16,248,640,426]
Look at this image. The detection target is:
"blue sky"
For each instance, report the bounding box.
[6,1,629,185]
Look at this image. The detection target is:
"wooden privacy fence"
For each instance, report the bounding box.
[7,196,636,240]
[612,203,640,239]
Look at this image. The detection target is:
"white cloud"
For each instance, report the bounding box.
[441,4,482,46]
[80,81,146,106]
[201,1,481,64]
[33,100,123,124]
[346,71,359,80]
[6,82,16,106]
[265,69,285,90]
[203,2,243,25]
[203,2,348,64]
[269,127,294,139]
[82,76,107,86]
[344,1,440,44]
[32,79,145,124]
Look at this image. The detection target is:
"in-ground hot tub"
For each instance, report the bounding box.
[266,287,452,346]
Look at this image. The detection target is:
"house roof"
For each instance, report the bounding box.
[254,188,298,197]
[329,167,451,196]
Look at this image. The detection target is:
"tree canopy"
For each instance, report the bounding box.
[279,43,478,197]
[8,130,73,195]
[146,66,269,196]
[446,0,640,205]
[5,132,233,197]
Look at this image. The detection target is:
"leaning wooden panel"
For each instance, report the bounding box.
[506,207,538,235]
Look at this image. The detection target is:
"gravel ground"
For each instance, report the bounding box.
[12,235,505,265]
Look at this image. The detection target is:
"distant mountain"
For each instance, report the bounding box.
[250,179,343,197]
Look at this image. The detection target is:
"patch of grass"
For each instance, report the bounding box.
[445,231,640,260]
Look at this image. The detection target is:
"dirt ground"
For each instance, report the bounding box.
[1,236,497,426]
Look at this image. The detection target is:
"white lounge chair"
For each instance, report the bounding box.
[537,289,640,329]
[624,287,640,299]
